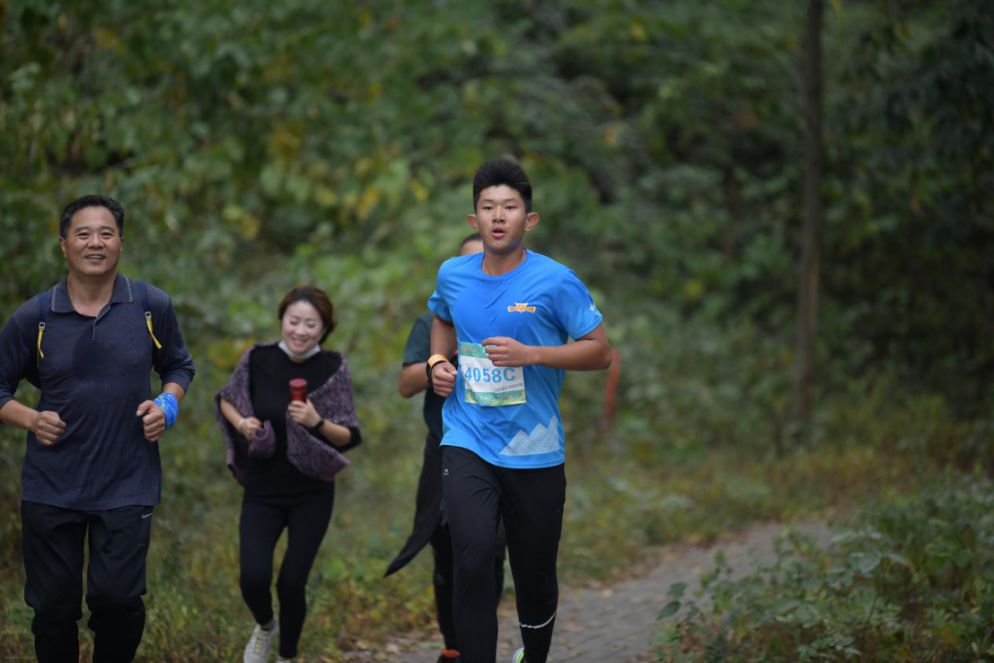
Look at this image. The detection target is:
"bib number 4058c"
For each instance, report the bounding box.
[464,365,517,384]
[459,341,527,406]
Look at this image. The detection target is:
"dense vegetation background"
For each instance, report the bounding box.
[1,0,991,660]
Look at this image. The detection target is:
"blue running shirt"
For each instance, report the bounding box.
[428,250,603,468]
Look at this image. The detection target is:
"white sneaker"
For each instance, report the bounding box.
[511,647,525,663]
[244,620,278,663]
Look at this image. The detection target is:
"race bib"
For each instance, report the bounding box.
[460,341,526,406]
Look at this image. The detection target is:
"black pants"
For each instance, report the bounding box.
[441,447,565,663]
[239,489,334,659]
[21,500,152,663]
[430,521,506,651]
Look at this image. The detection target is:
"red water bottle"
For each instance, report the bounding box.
[289,378,308,402]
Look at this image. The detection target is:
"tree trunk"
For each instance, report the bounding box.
[790,0,824,438]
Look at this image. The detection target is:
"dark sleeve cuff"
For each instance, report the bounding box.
[159,371,195,393]
[338,426,362,452]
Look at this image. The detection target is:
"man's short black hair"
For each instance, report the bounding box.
[60,195,125,238]
[472,159,532,212]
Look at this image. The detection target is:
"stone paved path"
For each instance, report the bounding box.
[344,521,832,663]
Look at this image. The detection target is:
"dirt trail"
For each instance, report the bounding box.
[344,521,832,662]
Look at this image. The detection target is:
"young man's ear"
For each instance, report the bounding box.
[525,211,540,232]
[467,214,480,231]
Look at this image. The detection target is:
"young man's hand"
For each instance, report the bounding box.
[483,336,534,367]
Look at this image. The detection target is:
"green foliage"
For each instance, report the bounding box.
[822,0,994,404]
[3,0,990,403]
[603,308,793,456]
[656,475,994,662]
[1,0,992,659]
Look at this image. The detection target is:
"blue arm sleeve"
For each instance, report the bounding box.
[427,263,452,322]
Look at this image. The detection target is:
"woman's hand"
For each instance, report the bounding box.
[236,416,263,439]
[288,398,322,429]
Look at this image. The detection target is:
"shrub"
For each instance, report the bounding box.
[656,475,994,662]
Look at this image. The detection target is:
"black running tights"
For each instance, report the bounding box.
[239,489,334,659]
[441,446,565,663]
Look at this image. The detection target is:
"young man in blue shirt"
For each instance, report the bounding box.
[386,233,508,663]
[427,160,612,663]
[0,195,195,662]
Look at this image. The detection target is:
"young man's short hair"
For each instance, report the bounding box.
[472,159,532,212]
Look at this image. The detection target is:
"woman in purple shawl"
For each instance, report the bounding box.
[216,286,361,663]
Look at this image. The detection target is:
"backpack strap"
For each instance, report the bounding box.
[137,280,163,350]
[35,281,163,366]
[35,288,52,367]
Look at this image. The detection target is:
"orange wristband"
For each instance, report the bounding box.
[427,354,450,370]
[426,354,450,387]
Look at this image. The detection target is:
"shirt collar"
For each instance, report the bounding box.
[50,274,133,313]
